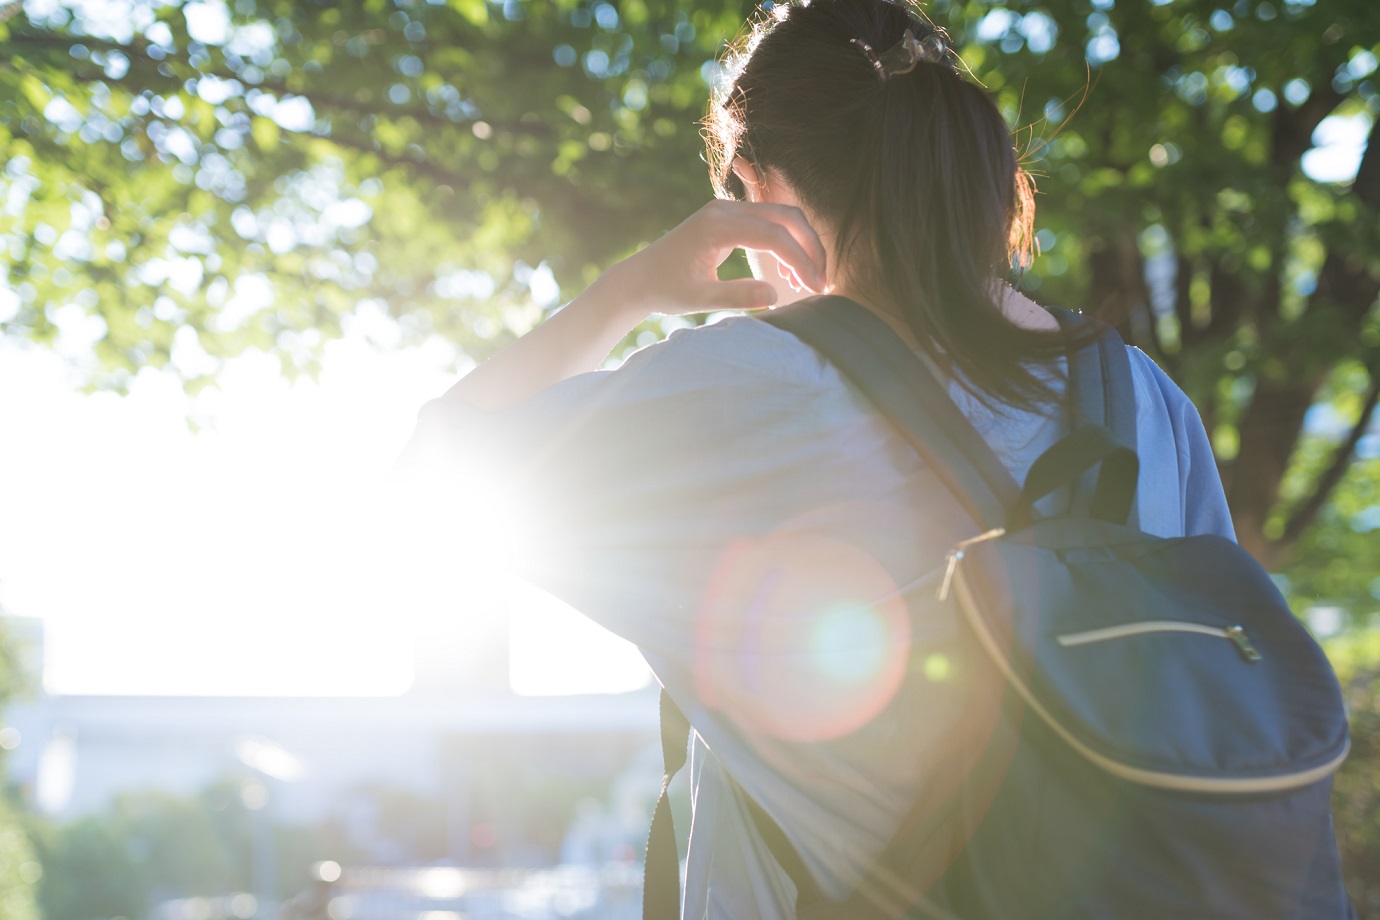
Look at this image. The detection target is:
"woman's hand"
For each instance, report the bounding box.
[437,200,827,413]
[598,199,829,319]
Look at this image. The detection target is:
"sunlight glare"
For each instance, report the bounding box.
[3,313,668,698]
[508,583,651,697]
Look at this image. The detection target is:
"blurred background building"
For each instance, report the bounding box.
[1,614,665,919]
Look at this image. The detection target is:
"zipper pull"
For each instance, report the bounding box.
[937,550,962,603]
[1225,626,1262,663]
[935,528,1006,603]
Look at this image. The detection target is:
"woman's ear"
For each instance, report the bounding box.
[731,157,764,202]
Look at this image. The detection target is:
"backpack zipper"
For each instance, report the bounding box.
[1057,621,1263,663]
[950,566,1348,792]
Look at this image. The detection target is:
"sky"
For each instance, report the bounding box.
[0,325,652,697]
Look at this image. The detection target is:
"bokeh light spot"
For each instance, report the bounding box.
[923,653,952,682]
[314,859,342,883]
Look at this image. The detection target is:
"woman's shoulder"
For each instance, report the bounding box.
[618,313,830,390]
[1122,344,1235,540]
[1124,347,1205,436]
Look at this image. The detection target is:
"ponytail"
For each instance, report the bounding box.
[708,0,1062,410]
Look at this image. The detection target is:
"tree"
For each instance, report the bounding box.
[28,815,148,920]
[1,0,1377,592]
[0,0,743,386]
[0,621,40,920]
[0,802,40,920]
[957,0,1380,588]
[27,780,360,916]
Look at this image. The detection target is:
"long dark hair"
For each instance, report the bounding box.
[707,0,1065,409]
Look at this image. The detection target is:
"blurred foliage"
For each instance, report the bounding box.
[446,731,659,865]
[353,776,617,866]
[20,765,653,912]
[1287,453,1380,610]
[27,779,358,918]
[1323,636,1380,917]
[0,0,747,388]
[1,0,1377,596]
[0,799,41,920]
[0,621,40,920]
[28,814,148,920]
[937,0,1380,592]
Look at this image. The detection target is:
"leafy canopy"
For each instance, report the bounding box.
[1,0,1378,605]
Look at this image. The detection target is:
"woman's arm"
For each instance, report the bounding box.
[443,274,647,412]
[446,199,828,412]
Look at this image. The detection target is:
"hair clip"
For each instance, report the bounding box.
[851,28,953,82]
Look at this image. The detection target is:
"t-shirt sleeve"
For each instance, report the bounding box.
[1175,386,1237,541]
[1131,349,1237,542]
[394,318,820,667]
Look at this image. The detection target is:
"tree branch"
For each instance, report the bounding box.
[4,28,150,56]
[5,26,553,140]
[1172,244,1195,350]
[316,131,470,187]
[287,88,555,139]
[1307,119,1380,326]
[1207,252,1247,339]
[1225,122,1377,563]
[1138,293,1171,370]
[1085,223,1151,341]
[1270,86,1344,175]
[1279,361,1380,547]
[1228,373,1326,566]
[1262,85,1347,338]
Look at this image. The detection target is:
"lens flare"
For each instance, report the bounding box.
[922,652,952,682]
[695,529,909,741]
[809,605,892,686]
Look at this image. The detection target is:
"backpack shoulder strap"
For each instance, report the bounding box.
[643,688,691,920]
[760,296,1025,533]
[1049,308,1137,449]
[1048,308,1138,524]
[647,691,831,919]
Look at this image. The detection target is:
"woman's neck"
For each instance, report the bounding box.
[828,280,1058,343]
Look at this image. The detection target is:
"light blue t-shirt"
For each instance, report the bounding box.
[403,313,1236,920]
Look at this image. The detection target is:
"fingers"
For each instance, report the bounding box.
[777,258,805,294]
[645,278,774,314]
[709,279,778,311]
[748,202,830,285]
[733,219,823,291]
[705,201,828,291]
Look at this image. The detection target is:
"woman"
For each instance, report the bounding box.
[401,1,1238,916]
